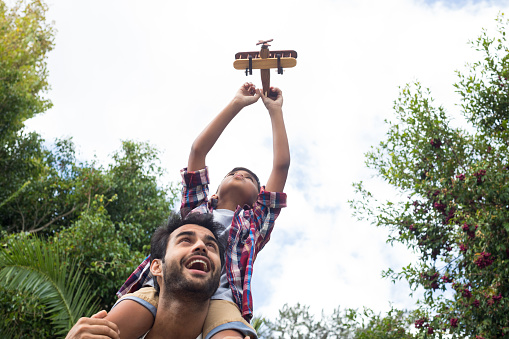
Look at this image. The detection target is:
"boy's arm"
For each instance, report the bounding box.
[261,87,290,193]
[188,83,260,171]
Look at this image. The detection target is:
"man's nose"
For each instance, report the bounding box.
[192,239,207,253]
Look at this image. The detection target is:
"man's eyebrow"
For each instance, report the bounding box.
[175,230,196,238]
[176,230,218,246]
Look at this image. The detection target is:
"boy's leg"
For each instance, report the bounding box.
[107,286,158,339]
[203,300,257,339]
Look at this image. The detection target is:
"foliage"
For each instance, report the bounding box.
[2,136,178,239]
[55,196,147,309]
[1,137,111,234]
[0,0,54,143]
[350,14,509,338]
[0,0,54,225]
[0,138,178,333]
[262,303,416,339]
[0,233,99,336]
[0,285,53,338]
[251,316,271,338]
[0,131,47,213]
[353,307,417,339]
[105,140,179,253]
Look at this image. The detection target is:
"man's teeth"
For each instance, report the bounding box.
[187,259,208,271]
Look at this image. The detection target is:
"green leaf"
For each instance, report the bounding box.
[0,235,99,335]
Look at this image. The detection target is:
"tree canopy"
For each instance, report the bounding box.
[351,14,509,338]
[0,0,53,210]
[260,303,416,339]
[0,0,53,143]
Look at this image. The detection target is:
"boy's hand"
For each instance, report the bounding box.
[260,86,283,113]
[232,82,260,109]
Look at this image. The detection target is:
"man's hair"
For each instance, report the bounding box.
[151,213,225,265]
[227,167,261,193]
[151,213,226,293]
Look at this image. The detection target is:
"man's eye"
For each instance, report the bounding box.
[179,238,191,243]
[207,243,218,250]
[246,177,254,182]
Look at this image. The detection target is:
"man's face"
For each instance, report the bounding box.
[217,170,259,206]
[158,224,222,301]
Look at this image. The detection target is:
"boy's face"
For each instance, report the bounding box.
[217,169,259,206]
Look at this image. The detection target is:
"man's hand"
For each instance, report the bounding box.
[65,310,120,339]
[232,82,260,109]
[260,86,283,113]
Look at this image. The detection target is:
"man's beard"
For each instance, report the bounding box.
[161,256,220,302]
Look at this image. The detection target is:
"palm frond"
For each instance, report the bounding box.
[0,236,100,336]
[0,322,18,339]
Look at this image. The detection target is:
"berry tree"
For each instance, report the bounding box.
[351,14,509,338]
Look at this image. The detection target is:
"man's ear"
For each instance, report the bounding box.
[150,259,163,277]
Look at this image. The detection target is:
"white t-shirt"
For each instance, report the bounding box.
[211,209,235,302]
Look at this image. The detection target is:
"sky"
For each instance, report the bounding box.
[25,0,509,322]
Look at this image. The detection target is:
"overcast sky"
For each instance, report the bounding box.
[26,0,509,321]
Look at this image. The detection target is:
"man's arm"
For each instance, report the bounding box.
[104,300,154,339]
[261,87,290,193]
[188,83,260,171]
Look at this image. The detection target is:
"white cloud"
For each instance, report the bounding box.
[26,0,509,322]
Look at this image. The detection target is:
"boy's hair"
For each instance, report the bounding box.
[227,167,261,193]
[151,213,225,293]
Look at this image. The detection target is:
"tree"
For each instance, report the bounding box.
[1,138,112,234]
[55,193,171,310]
[351,14,509,338]
[105,140,179,253]
[261,303,416,339]
[0,0,54,210]
[0,0,53,142]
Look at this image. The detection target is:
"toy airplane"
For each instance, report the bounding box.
[234,39,297,96]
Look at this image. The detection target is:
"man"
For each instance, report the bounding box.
[66,213,225,339]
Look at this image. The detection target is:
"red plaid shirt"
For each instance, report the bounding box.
[117,167,286,321]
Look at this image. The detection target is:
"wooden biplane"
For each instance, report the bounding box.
[233,39,297,96]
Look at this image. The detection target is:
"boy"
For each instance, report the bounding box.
[109,82,290,339]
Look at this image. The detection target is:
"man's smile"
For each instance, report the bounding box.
[184,256,211,273]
